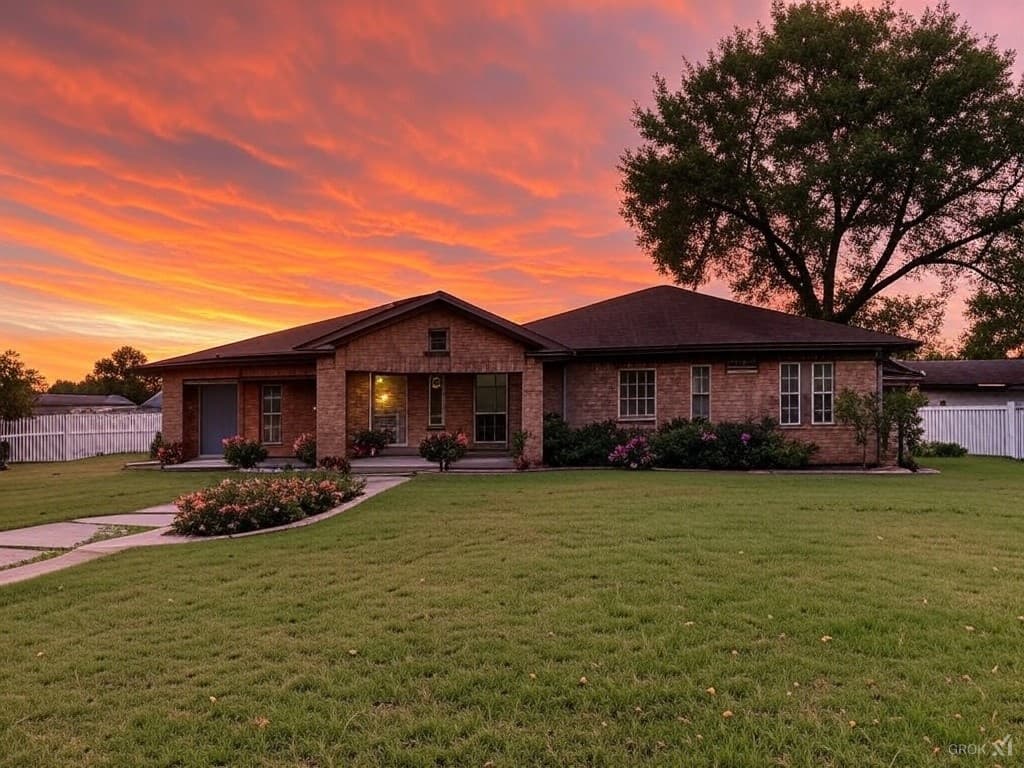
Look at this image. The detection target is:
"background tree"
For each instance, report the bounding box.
[0,350,46,421]
[620,0,1024,338]
[959,250,1024,357]
[47,346,159,404]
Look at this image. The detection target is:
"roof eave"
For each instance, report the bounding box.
[137,352,328,372]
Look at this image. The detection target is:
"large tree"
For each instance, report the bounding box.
[0,350,45,421]
[959,250,1024,357]
[48,346,160,404]
[620,1,1024,336]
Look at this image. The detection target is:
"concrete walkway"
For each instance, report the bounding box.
[0,475,409,587]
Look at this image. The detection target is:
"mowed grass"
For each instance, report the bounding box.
[1,459,1023,767]
[0,454,232,530]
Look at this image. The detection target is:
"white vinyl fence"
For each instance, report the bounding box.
[920,402,1024,459]
[0,412,162,463]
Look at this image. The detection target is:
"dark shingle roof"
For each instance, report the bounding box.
[898,359,1024,388]
[34,394,136,408]
[525,286,918,353]
[142,292,563,370]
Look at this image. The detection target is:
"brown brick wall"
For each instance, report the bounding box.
[316,353,347,458]
[543,362,564,416]
[239,380,316,458]
[564,356,882,465]
[342,307,529,373]
[182,385,199,459]
[522,357,544,462]
[345,372,519,449]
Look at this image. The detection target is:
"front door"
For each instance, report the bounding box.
[371,375,407,445]
[474,373,507,444]
[200,384,238,456]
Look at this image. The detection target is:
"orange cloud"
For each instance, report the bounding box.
[1,0,1016,380]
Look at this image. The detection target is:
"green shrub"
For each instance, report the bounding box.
[0,439,9,470]
[156,441,185,466]
[651,417,816,470]
[293,432,316,465]
[149,431,165,460]
[543,414,633,467]
[916,440,968,457]
[172,471,366,536]
[222,436,268,469]
[318,455,351,472]
[419,431,469,471]
[351,429,391,457]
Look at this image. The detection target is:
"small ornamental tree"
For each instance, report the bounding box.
[419,431,468,471]
[835,390,880,468]
[881,389,928,471]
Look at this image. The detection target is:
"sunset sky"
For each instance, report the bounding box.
[2,1,1022,383]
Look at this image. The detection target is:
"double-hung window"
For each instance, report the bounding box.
[779,363,801,426]
[691,365,710,420]
[812,363,835,424]
[618,369,656,419]
[262,385,282,444]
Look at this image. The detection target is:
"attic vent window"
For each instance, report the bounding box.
[726,360,758,374]
[427,328,449,353]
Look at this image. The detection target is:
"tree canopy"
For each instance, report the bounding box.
[48,346,159,404]
[620,0,1024,338]
[0,350,45,421]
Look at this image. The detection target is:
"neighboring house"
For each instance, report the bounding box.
[139,390,163,411]
[898,359,1024,406]
[141,286,919,465]
[32,393,138,415]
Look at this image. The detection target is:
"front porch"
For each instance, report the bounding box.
[164,451,516,474]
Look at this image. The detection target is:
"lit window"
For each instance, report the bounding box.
[262,385,282,443]
[812,363,835,424]
[619,369,656,419]
[779,363,801,426]
[691,366,710,420]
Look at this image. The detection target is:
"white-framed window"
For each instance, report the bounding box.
[262,384,282,444]
[690,365,710,420]
[427,328,449,353]
[428,375,445,428]
[779,363,801,426]
[618,369,656,420]
[812,362,835,424]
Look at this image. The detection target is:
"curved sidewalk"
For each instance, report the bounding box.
[0,475,408,587]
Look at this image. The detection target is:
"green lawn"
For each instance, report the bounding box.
[1,458,1022,766]
[0,454,232,530]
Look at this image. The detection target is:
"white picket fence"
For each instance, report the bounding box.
[920,403,1024,459]
[0,412,162,463]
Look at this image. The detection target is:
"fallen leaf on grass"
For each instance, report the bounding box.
[964,625,975,632]
[348,649,358,656]
[209,696,217,703]
[848,720,857,728]
[820,635,833,643]
[578,676,588,686]
[722,710,734,719]
[705,687,716,696]
[253,716,270,729]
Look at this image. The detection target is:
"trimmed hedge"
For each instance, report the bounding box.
[544,413,817,470]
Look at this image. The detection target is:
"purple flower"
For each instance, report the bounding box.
[701,431,718,442]
[740,432,752,445]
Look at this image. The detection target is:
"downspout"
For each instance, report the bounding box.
[562,363,568,422]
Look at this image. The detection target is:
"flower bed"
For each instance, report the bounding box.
[172,472,366,536]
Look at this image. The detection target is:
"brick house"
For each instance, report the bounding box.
[143,286,918,465]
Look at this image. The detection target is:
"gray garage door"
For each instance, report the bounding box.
[200,384,238,456]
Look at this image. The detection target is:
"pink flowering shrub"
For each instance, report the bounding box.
[418,430,469,471]
[156,441,185,466]
[222,435,268,468]
[172,472,366,536]
[293,432,317,466]
[608,435,655,470]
